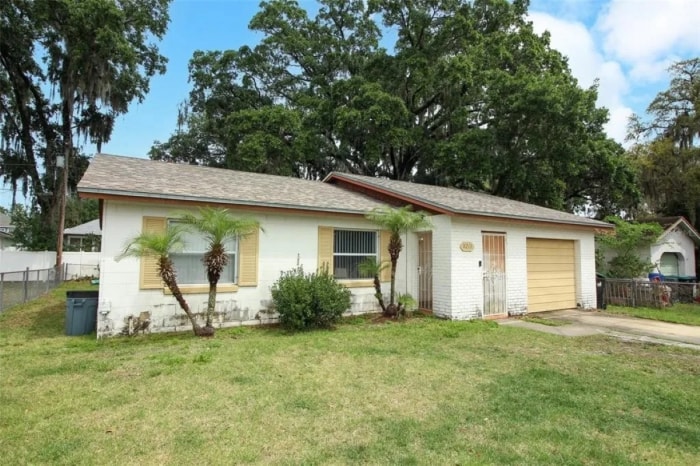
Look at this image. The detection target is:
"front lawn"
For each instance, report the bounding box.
[1,283,699,465]
[607,303,700,326]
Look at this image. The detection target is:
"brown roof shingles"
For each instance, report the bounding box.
[326,172,611,228]
[79,154,611,228]
[78,154,387,214]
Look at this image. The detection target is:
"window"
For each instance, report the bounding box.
[168,220,237,285]
[333,229,378,279]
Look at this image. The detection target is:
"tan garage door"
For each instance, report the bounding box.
[527,238,576,312]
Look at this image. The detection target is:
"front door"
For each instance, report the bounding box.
[482,233,506,316]
[417,232,433,310]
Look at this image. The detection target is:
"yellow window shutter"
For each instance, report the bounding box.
[238,227,259,287]
[380,230,391,282]
[140,216,167,289]
[318,226,334,274]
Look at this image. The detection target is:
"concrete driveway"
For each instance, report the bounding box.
[499,309,700,350]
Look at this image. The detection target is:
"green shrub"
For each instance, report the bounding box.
[271,267,351,331]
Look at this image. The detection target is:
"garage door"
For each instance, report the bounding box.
[527,238,576,312]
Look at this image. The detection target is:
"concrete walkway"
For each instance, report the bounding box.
[499,309,700,350]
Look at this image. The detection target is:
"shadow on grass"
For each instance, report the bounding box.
[28,302,67,338]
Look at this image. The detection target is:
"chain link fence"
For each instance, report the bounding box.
[0,263,99,313]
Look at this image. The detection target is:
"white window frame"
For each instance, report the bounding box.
[333,229,379,280]
[167,219,238,285]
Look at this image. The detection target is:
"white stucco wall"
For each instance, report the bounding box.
[650,228,697,277]
[430,217,597,319]
[96,200,417,337]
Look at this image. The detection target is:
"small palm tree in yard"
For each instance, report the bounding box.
[178,207,260,335]
[119,226,203,336]
[358,257,388,314]
[365,206,432,317]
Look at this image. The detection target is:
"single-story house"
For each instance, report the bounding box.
[0,212,15,250]
[64,219,102,251]
[646,216,699,278]
[78,154,611,337]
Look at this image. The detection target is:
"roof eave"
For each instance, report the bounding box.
[453,209,613,229]
[78,187,371,216]
[325,173,612,229]
[662,217,700,245]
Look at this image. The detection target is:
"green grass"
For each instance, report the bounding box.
[607,303,700,326]
[0,283,699,464]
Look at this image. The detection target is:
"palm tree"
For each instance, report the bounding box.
[119,226,203,336]
[178,207,260,333]
[365,206,432,317]
[358,257,388,314]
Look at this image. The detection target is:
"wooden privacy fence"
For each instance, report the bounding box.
[604,278,698,308]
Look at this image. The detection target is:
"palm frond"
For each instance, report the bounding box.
[117,225,185,261]
[177,207,260,250]
[358,257,388,278]
[365,205,432,234]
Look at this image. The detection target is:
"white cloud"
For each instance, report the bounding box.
[597,0,700,77]
[529,12,632,143]
[606,104,635,144]
[628,57,678,83]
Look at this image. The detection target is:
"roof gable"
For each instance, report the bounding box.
[656,217,700,245]
[64,219,101,236]
[325,172,611,229]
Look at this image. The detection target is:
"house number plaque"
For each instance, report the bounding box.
[460,241,474,252]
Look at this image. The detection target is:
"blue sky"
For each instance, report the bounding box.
[1,0,699,209]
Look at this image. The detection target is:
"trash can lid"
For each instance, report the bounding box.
[66,290,99,299]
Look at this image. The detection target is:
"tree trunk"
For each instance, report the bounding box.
[388,233,403,307]
[159,258,203,336]
[206,282,217,329]
[372,274,386,314]
[203,245,227,333]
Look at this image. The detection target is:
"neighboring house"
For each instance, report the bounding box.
[0,212,15,250]
[78,154,611,337]
[646,217,699,278]
[64,219,102,251]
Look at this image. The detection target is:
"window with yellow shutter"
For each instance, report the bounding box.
[319,226,389,282]
[333,229,379,279]
[167,219,237,284]
[139,216,258,292]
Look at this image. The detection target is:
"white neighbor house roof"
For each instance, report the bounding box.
[64,219,101,236]
[650,216,700,245]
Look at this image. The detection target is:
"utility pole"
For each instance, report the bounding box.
[56,149,68,278]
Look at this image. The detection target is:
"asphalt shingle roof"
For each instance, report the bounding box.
[327,172,611,228]
[78,155,611,228]
[78,154,387,214]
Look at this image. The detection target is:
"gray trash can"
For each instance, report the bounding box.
[65,291,99,336]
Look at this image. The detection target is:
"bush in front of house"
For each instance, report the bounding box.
[271,266,351,331]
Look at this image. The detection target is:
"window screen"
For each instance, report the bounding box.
[333,230,378,279]
[168,220,237,285]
